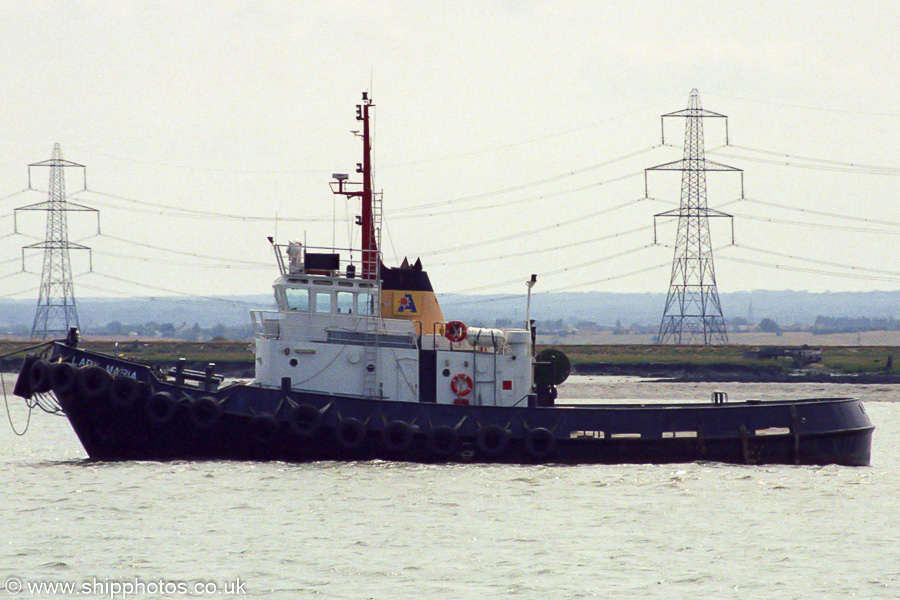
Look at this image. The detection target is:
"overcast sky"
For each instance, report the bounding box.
[0,1,898,306]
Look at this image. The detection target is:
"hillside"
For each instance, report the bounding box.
[4,290,900,336]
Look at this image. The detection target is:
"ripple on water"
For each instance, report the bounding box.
[0,381,897,598]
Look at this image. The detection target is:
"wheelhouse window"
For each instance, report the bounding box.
[336,291,354,314]
[285,288,309,311]
[315,292,332,314]
[358,293,376,315]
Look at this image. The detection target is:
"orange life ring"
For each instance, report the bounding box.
[450,373,473,396]
[445,320,468,343]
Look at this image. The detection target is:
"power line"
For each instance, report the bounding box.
[81,189,335,222]
[704,92,900,118]
[0,285,40,299]
[717,254,900,283]
[742,197,900,228]
[412,196,650,259]
[429,222,655,267]
[729,209,900,236]
[540,260,671,294]
[62,99,678,175]
[708,149,899,175]
[389,171,645,221]
[73,280,268,309]
[723,144,900,174]
[86,271,262,306]
[387,146,659,216]
[98,232,270,266]
[729,244,900,278]
[65,147,334,175]
[90,247,268,269]
[446,243,659,296]
[348,98,680,168]
[0,189,30,204]
[0,270,27,281]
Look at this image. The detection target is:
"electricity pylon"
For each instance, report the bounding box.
[647,90,741,345]
[15,144,96,339]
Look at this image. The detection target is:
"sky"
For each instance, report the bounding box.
[0,1,898,308]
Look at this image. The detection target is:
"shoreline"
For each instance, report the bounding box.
[573,363,900,384]
[4,340,900,384]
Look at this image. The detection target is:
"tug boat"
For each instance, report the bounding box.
[13,93,873,466]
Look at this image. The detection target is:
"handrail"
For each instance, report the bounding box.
[0,341,54,361]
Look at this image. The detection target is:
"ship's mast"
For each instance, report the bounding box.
[359,93,376,279]
[332,91,378,280]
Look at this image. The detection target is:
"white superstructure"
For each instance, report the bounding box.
[251,244,534,406]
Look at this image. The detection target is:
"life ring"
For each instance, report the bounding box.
[445,320,468,343]
[335,418,366,450]
[49,362,78,396]
[250,413,279,445]
[109,375,140,408]
[524,427,556,460]
[145,391,176,425]
[289,404,322,437]
[476,425,510,458]
[426,425,459,457]
[28,359,52,394]
[381,420,414,452]
[450,373,473,397]
[78,366,112,401]
[190,396,222,429]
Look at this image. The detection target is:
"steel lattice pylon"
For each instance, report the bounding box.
[647,90,741,345]
[15,144,95,340]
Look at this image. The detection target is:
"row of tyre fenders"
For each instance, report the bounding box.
[19,355,559,460]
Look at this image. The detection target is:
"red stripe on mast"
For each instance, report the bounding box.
[360,95,376,279]
[331,92,378,280]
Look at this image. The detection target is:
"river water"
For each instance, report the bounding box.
[1,374,898,600]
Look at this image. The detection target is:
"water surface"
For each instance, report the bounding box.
[1,376,897,599]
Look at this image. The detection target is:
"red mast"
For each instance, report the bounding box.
[359,92,376,279]
[331,92,378,280]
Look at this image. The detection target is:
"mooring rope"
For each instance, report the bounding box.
[2,371,32,436]
[0,342,59,435]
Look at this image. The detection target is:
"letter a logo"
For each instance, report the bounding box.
[397,293,417,313]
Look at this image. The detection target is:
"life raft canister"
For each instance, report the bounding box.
[450,373,473,396]
[445,320,468,343]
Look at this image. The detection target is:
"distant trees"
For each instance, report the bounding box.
[813,316,900,334]
[90,321,252,341]
[758,318,781,333]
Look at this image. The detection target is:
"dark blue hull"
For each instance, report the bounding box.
[16,344,874,466]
